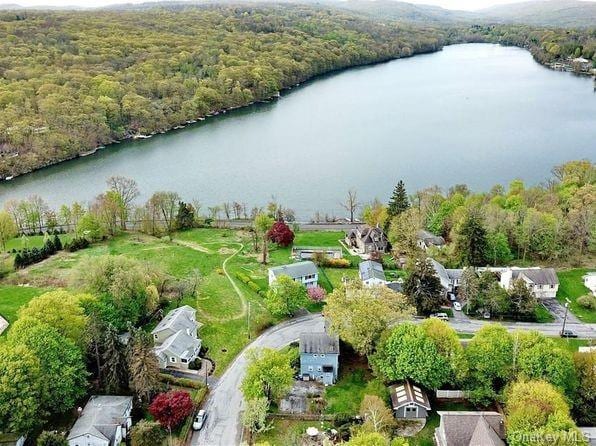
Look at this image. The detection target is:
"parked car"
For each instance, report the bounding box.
[431,312,449,321]
[448,293,457,301]
[193,410,207,431]
[453,301,462,311]
[560,330,578,338]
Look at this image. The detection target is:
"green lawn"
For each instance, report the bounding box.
[409,402,472,446]
[255,419,332,446]
[557,269,595,323]
[4,233,73,253]
[551,337,592,353]
[0,284,47,325]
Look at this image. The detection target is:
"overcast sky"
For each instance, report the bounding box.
[1,0,595,11]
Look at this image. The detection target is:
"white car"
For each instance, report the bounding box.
[431,312,449,321]
[453,302,462,311]
[192,410,207,431]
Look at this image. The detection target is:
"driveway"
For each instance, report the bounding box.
[191,313,325,446]
[542,299,581,324]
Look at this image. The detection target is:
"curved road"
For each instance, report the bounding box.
[192,313,325,446]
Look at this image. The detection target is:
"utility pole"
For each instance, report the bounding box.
[561,298,571,336]
[247,301,251,340]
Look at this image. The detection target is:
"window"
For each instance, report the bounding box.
[170,357,176,363]
[181,358,188,363]
[308,366,313,371]
[313,354,318,357]
[317,366,322,372]
[320,354,325,358]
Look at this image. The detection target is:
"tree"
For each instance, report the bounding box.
[341,189,360,223]
[388,180,410,218]
[307,285,326,302]
[267,220,294,247]
[505,380,584,446]
[508,279,537,319]
[242,397,272,436]
[388,208,423,256]
[420,318,467,383]
[241,348,294,402]
[465,324,513,404]
[254,213,274,264]
[403,258,443,315]
[454,209,488,266]
[458,267,478,308]
[36,431,68,446]
[573,351,596,425]
[265,276,309,317]
[127,328,161,405]
[345,431,390,446]
[324,281,414,355]
[359,395,395,435]
[107,176,139,229]
[486,231,512,266]
[102,325,126,394]
[7,318,87,415]
[372,323,450,389]
[362,199,388,229]
[148,191,180,234]
[131,420,166,446]
[0,210,17,251]
[17,290,89,345]
[175,201,195,230]
[149,391,194,430]
[76,212,103,240]
[0,343,42,434]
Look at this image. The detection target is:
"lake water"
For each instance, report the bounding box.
[1,44,594,219]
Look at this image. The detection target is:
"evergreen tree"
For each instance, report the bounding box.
[175,202,195,230]
[509,279,537,319]
[403,258,443,315]
[388,180,410,218]
[454,210,488,266]
[127,328,161,405]
[102,325,125,394]
[53,233,63,251]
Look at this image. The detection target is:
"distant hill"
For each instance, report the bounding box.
[479,0,596,27]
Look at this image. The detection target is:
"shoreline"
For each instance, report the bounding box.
[1,42,593,183]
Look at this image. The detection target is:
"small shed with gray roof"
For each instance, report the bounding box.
[299,332,340,385]
[389,381,431,419]
[268,261,318,288]
[359,260,387,286]
[67,395,133,446]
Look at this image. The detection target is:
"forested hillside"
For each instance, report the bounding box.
[480,0,596,28]
[0,5,449,178]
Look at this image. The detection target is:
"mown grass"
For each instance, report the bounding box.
[255,419,333,446]
[0,284,47,325]
[557,269,595,323]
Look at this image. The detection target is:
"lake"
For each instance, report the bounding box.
[0,43,594,219]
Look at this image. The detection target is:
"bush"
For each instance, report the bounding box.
[326,258,351,268]
[311,252,350,268]
[131,420,166,446]
[307,286,326,302]
[577,294,596,310]
[13,236,65,269]
[64,237,90,252]
[160,373,205,389]
[235,272,267,297]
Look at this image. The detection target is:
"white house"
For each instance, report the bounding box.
[430,259,462,294]
[417,230,446,251]
[499,267,559,299]
[359,260,387,287]
[67,396,132,446]
[583,272,596,294]
[268,261,318,288]
[152,305,202,370]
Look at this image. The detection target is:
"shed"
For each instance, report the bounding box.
[389,381,431,419]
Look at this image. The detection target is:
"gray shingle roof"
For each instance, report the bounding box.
[299,332,339,354]
[418,230,446,247]
[389,381,431,410]
[269,261,318,279]
[67,396,132,442]
[437,411,505,446]
[359,260,386,282]
[151,305,200,335]
[513,268,559,286]
[155,330,201,360]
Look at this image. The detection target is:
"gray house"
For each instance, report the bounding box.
[67,396,133,446]
[359,260,387,287]
[417,230,446,251]
[299,332,340,385]
[389,381,431,419]
[345,225,388,255]
[434,411,505,446]
[430,259,462,294]
[152,305,202,370]
[268,261,318,288]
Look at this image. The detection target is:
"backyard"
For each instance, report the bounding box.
[557,268,595,323]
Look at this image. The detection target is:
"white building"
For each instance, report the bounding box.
[583,272,596,294]
[359,260,387,287]
[67,396,132,446]
[430,259,462,294]
[152,305,202,370]
[268,261,318,288]
[499,267,559,299]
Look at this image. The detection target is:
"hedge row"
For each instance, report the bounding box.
[235,272,267,297]
[160,373,206,390]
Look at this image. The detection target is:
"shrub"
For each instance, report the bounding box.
[64,237,90,252]
[326,258,351,268]
[160,373,205,390]
[577,295,596,310]
[131,420,166,446]
[307,286,326,302]
[149,390,194,430]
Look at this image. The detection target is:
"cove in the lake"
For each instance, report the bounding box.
[1,43,594,219]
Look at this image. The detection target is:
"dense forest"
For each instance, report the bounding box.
[0,5,451,178]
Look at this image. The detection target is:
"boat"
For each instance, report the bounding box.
[5,176,14,181]
[133,134,152,140]
[173,125,185,130]
[80,148,98,157]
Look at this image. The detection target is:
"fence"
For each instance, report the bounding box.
[435,390,469,400]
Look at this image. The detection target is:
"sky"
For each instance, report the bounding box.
[0,0,595,11]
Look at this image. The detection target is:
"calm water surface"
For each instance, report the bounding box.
[1,44,595,218]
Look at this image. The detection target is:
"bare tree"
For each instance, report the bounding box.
[340,189,359,223]
[223,202,232,220]
[148,191,180,234]
[107,176,140,229]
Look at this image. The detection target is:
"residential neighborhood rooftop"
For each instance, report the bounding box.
[299,332,340,355]
[435,411,505,446]
[67,395,132,444]
[151,304,201,335]
[511,267,559,286]
[269,261,318,279]
[389,381,431,410]
[359,260,386,282]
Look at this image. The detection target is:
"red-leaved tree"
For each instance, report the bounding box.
[267,221,295,247]
[149,390,194,430]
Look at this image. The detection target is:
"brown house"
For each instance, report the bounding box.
[345,225,388,254]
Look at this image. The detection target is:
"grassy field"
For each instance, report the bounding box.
[557,269,595,323]
[255,419,333,445]
[4,233,73,253]
[0,284,47,325]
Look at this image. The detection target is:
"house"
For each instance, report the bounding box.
[499,267,559,299]
[583,272,596,294]
[0,434,25,446]
[299,332,340,385]
[152,305,202,370]
[389,381,431,419]
[292,246,343,261]
[430,259,462,294]
[268,261,318,288]
[345,225,388,255]
[359,260,387,286]
[434,411,506,446]
[417,230,446,251]
[67,396,133,446]
[386,280,404,293]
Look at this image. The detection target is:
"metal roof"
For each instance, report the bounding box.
[359,260,386,282]
[299,332,339,354]
[67,396,132,442]
[389,381,431,411]
[269,261,318,279]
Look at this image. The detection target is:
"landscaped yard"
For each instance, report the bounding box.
[557,269,595,323]
[0,284,47,326]
[255,419,333,446]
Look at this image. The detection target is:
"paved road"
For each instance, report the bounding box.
[191,312,594,446]
[191,313,325,446]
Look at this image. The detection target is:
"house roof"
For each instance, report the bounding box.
[513,268,559,286]
[67,395,132,442]
[152,305,200,335]
[389,381,431,411]
[430,258,450,282]
[269,261,318,279]
[300,332,339,354]
[437,411,505,446]
[347,225,387,244]
[387,281,403,293]
[359,260,386,282]
[292,246,342,253]
[155,329,201,360]
[417,230,446,247]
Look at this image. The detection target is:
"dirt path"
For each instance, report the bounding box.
[172,238,213,254]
